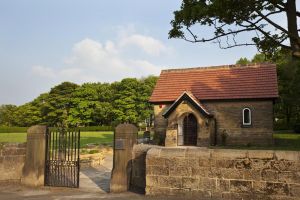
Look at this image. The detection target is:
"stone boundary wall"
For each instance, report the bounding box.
[0,143,26,183]
[131,144,157,193]
[146,147,300,200]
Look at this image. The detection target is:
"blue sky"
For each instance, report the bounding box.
[0,0,262,105]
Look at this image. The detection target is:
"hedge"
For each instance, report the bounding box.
[77,126,113,132]
[49,126,113,132]
[0,126,113,133]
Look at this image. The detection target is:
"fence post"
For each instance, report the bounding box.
[110,123,137,192]
[21,125,47,187]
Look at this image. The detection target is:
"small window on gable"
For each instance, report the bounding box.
[243,108,251,126]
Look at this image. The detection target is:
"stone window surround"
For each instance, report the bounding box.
[242,107,252,126]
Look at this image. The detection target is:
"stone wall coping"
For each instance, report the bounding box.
[115,123,138,133]
[145,146,300,161]
[0,142,26,147]
[133,144,158,152]
[27,125,47,135]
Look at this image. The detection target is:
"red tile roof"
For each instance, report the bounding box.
[149,64,278,103]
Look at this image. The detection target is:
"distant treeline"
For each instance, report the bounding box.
[0,76,158,128]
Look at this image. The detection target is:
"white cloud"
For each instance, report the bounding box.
[120,34,168,56]
[32,33,167,83]
[31,65,55,78]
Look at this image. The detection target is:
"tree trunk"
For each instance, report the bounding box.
[286,0,300,58]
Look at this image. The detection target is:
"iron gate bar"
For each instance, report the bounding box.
[45,129,80,188]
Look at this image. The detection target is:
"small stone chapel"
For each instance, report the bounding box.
[149,64,278,147]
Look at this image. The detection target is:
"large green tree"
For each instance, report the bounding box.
[41,82,79,126]
[169,0,300,58]
[0,76,158,127]
[0,105,17,126]
[111,78,140,124]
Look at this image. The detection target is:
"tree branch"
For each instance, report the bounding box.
[244,20,292,50]
[255,10,290,35]
[184,26,256,43]
[247,10,282,28]
[214,37,256,49]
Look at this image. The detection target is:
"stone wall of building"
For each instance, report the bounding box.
[0,143,26,183]
[203,100,274,146]
[146,147,300,199]
[153,104,170,145]
[153,99,274,147]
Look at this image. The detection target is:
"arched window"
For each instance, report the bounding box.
[242,108,251,126]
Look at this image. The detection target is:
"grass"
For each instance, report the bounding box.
[0,133,27,143]
[213,132,300,151]
[79,131,113,147]
[273,133,300,151]
[0,131,299,150]
[0,131,114,147]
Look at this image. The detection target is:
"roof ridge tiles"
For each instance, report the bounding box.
[161,63,275,73]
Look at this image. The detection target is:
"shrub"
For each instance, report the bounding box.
[294,124,300,133]
[274,121,291,131]
[49,126,113,132]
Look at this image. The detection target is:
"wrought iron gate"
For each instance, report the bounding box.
[45,129,80,188]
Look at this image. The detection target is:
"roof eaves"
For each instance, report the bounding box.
[162,91,212,118]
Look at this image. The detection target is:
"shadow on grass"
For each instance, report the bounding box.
[273,137,300,151]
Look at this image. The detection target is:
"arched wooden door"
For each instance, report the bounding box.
[183,114,197,146]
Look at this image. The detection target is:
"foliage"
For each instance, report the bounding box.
[0,105,18,126]
[0,76,158,127]
[41,82,79,127]
[236,57,251,65]
[78,126,113,132]
[170,0,300,58]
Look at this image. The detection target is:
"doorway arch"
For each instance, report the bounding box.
[183,113,198,146]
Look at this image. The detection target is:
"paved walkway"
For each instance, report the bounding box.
[0,184,212,200]
[80,153,113,192]
[0,184,145,200]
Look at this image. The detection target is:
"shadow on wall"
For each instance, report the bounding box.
[130,144,154,194]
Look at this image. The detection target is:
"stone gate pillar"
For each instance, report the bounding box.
[21,125,47,187]
[110,123,138,192]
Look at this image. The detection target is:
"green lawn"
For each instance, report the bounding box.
[0,132,27,143]
[0,131,114,147]
[0,131,299,150]
[80,131,113,147]
[273,133,300,150]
